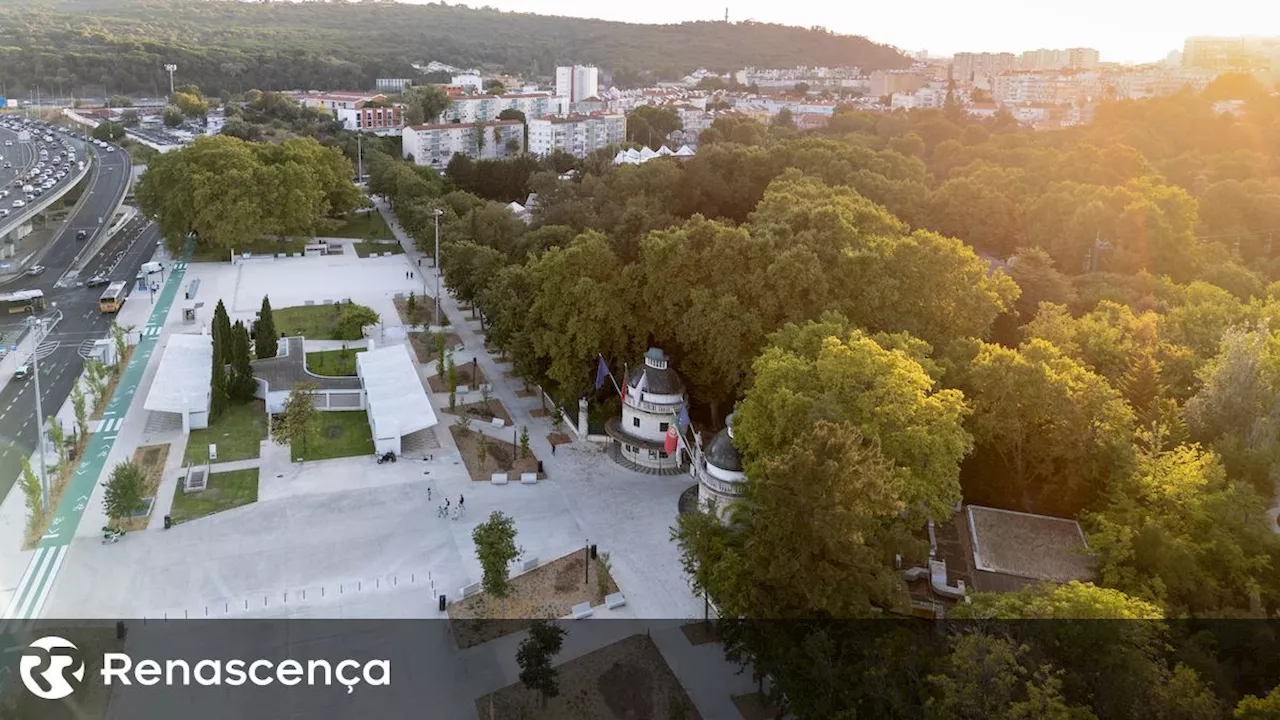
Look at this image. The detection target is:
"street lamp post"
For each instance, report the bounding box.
[28,314,50,513]
[431,208,443,328]
[164,64,177,96]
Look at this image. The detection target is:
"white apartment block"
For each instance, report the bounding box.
[444,93,569,124]
[452,74,483,91]
[527,113,625,158]
[993,72,1079,105]
[555,66,601,103]
[401,120,526,168]
[952,52,1017,80]
[1017,47,1100,70]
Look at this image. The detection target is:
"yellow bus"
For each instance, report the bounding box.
[99,281,127,313]
[0,289,46,315]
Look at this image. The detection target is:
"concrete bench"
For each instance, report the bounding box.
[520,473,537,484]
[490,473,508,485]
[605,593,627,610]
[571,602,593,619]
[490,417,505,428]
[459,582,480,598]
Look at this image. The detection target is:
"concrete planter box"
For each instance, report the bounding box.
[490,473,508,485]
[520,473,537,484]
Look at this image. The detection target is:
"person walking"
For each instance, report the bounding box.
[427,487,432,502]
[459,495,465,510]
[551,443,556,456]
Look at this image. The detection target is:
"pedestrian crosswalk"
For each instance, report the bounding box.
[172,262,187,271]
[140,326,161,338]
[97,417,123,434]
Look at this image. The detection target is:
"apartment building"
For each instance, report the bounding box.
[443,92,569,124]
[1017,48,1100,70]
[375,78,413,93]
[1183,36,1280,71]
[401,120,525,168]
[527,113,625,158]
[334,100,404,134]
[295,91,384,113]
[555,66,601,103]
[952,52,1016,80]
[869,70,928,97]
[993,72,1079,105]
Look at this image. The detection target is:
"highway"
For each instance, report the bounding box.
[0,134,137,504]
[0,120,93,243]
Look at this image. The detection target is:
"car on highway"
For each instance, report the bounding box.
[25,265,44,276]
[85,274,109,288]
[2,162,9,169]
[12,363,30,381]
[76,229,88,240]
[0,209,8,218]
[11,200,24,208]
[0,190,7,199]
[2,141,10,147]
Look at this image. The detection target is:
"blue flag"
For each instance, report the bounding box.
[678,404,691,429]
[595,355,611,390]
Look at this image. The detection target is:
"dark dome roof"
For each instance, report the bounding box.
[627,348,684,395]
[705,427,742,472]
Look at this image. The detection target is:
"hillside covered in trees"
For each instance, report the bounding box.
[0,0,910,97]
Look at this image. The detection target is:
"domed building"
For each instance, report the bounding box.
[695,413,747,522]
[605,347,687,474]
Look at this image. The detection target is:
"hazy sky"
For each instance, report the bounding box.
[417,0,1277,65]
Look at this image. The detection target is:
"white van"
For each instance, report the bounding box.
[140,261,164,275]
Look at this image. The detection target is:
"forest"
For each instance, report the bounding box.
[0,0,909,97]
[131,73,1280,716]
[355,75,1280,717]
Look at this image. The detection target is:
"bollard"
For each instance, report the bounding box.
[376,578,380,589]
[303,590,307,600]
[205,607,208,617]
[284,592,287,603]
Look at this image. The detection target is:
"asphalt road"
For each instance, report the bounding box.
[0,142,139,504]
[0,126,37,204]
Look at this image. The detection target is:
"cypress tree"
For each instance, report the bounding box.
[210,339,228,421]
[213,299,232,365]
[255,296,278,359]
[230,321,256,403]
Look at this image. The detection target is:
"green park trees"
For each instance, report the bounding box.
[403,85,452,126]
[272,382,318,458]
[255,296,278,359]
[103,460,146,525]
[136,135,362,253]
[472,511,520,598]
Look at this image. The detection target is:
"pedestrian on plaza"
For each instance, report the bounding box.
[427,487,432,501]
[551,443,556,456]
[459,495,465,509]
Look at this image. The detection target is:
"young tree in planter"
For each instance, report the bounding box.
[85,360,109,408]
[71,384,88,446]
[103,460,146,525]
[446,354,459,392]
[517,620,567,708]
[46,416,66,468]
[551,406,564,434]
[272,382,318,460]
[406,292,417,322]
[472,511,519,598]
[519,426,530,458]
[435,333,447,366]
[229,321,256,402]
[255,296,278,359]
[212,300,233,364]
[20,458,43,531]
[110,322,132,368]
[476,434,489,466]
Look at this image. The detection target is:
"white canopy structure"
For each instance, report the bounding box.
[612,146,682,165]
[674,145,696,158]
[143,333,213,432]
[357,343,437,455]
[638,146,658,161]
[657,145,674,156]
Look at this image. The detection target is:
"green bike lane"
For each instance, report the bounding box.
[2,255,190,626]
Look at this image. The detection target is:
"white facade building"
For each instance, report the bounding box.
[445,93,568,124]
[142,332,213,433]
[527,113,625,158]
[555,65,601,103]
[401,120,526,168]
[605,348,687,474]
[451,73,483,91]
[695,413,747,522]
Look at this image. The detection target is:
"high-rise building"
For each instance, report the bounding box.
[527,113,626,158]
[401,120,525,168]
[555,65,601,103]
[1183,36,1280,71]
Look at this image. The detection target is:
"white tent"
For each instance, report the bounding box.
[674,145,696,158]
[638,146,658,161]
[612,150,628,165]
[657,145,675,156]
[357,343,437,456]
[624,148,641,160]
[143,333,213,433]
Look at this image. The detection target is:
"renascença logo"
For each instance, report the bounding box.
[19,636,86,700]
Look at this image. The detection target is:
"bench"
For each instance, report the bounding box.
[520,473,537,484]
[570,602,593,619]
[490,417,505,428]
[459,582,480,598]
[490,473,508,485]
[605,593,627,610]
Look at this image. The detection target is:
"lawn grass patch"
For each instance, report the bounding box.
[169,468,259,524]
[352,242,404,258]
[297,411,374,461]
[327,209,394,240]
[185,401,267,465]
[273,302,376,341]
[305,347,365,376]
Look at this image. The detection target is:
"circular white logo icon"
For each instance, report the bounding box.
[19,635,85,700]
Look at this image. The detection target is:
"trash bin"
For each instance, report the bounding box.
[438,595,446,612]
[163,515,171,530]
[590,544,598,560]
[537,461,544,474]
